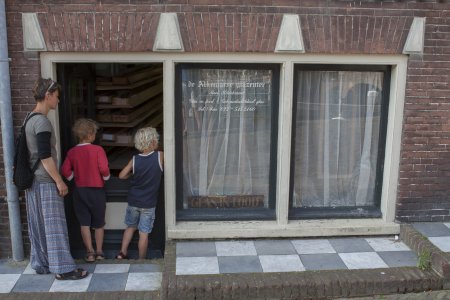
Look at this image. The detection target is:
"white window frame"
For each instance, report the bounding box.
[40,53,407,239]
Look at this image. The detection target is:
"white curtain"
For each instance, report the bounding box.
[182,69,273,208]
[293,71,383,208]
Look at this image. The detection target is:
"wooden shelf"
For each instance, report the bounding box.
[96,82,163,109]
[96,74,162,91]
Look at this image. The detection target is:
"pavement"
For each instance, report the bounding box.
[0,222,449,299]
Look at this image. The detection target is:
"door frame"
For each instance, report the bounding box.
[40,52,408,239]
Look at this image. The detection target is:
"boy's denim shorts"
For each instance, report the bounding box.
[124,205,156,233]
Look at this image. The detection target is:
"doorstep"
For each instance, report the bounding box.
[161,223,450,300]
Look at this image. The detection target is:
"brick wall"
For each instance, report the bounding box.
[0,0,449,257]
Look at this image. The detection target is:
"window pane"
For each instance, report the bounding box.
[179,67,276,212]
[292,70,384,209]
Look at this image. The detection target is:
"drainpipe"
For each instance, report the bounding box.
[0,0,24,261]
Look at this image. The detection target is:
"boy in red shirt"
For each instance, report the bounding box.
[61,118,110,262]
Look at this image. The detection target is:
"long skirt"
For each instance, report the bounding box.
[25,181,76,274]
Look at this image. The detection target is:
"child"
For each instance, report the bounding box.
[61,118,110,263]
[116,127,163,260]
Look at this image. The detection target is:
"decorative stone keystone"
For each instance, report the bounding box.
[403,17,426,55]
[153,13,184,52]
[22,13,46,52]
[275,14,305,53]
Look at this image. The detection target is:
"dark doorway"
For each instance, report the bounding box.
[57,62,165,259]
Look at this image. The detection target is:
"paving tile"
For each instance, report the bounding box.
[300,253,348,271]
[339,252,389,269]
[87,273,128,292]
[365,237,411,252]
[259,255,304,272]
[216,241,257,256]
[94,264,130,273]
[0,260,26,274]
[218,256,263,274]
[176,257,219,275]
[76,263,97,274]
[378,251,418,267]
[129,263,161,273]
[12,274,55,292]
[254,240,297,255]
[291,239,335,254]
[0,274,21,293]
[125,272,162,291]
[413,223,450,237]
[176,241,217,257]
[329,238,373,253]
[23,263,38,274]
[429,237,450,252]
[49,273,92,292]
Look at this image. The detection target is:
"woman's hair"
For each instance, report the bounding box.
[72,118,98,142]
[33,78,60,102]
[134,127,159,152]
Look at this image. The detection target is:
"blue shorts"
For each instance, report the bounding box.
[124,205,156,234]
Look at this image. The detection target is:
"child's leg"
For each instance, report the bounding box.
[80,226,94,253]
[94,227,104,253]
[136,207,156,259]
[138,232,149,259]
[120,227,136,256]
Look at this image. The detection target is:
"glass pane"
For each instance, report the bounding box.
[292,70,384,208]
[180,68,274,210]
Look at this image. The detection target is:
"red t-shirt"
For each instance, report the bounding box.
[61,143,110,187]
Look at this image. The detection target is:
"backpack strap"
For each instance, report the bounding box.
[23,112,42,172]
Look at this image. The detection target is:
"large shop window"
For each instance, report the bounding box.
[290,65,390,219]
[175,64,279,221]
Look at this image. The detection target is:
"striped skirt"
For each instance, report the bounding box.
[25,181,76,274]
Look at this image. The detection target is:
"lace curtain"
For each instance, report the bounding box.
[181,68,274,209]
[292,70,384,208]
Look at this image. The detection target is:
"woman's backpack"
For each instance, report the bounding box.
[13,113,41,191]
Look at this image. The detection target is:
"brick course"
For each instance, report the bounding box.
[0,0,449,256]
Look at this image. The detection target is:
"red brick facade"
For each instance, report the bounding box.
[0,0,449,257]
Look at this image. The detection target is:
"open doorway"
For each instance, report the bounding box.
[56,62,165,259]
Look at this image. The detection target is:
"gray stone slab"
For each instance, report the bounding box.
[76,263,97,274]
[377,251,418,267]
[129,263,161,273]
[300,253,348,271]
[176,241,217,257]
[12,274,55,292]
[429,237,450,252]
[87,273,128,292]
[218,256,263,274]
[413,222,450,237]
[329,238,373,253]
[254,240,297,255]
[0,260,26,274]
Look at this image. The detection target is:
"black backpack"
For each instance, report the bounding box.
[13,113,41,191]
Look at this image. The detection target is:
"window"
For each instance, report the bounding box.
[290,65,390,219]
[175,64,279,220]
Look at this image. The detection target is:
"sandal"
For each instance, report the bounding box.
[96,251,105,260]
[115,251,129,260]
[55,268,89,280]
[85,251,95,263]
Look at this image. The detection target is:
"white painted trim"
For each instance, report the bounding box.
[163,59,176,231]
[39,52,407,239]
[168,219,400,239]
[276,61,293,225]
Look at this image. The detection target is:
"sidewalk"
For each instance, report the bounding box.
[0,222,449,299]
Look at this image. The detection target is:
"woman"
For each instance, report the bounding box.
[25,77,88,280]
